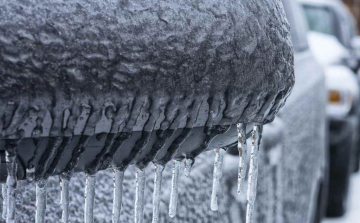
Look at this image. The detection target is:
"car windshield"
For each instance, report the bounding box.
[282,0,309,51]
[303,6,335,36]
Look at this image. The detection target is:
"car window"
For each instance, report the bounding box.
[302,3,357,49]
[282,0,309,52]
[303,6,336,36]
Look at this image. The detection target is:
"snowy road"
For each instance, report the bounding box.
[322,173,360,223]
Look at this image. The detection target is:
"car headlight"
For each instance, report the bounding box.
[328,90,341,104]
[324,65,359,120]
[327,89,353,119]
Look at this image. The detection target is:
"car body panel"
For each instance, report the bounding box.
[277,49,327,223]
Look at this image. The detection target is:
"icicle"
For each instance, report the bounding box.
[2,184,7,219]
[35,179,47,223]
[134,168,146,223]
[26,166,35,183]
[84,174,96,223]
[169,160,180,218]
[211,148,225,211]
[246,124,262,223]
[183,158,193,177]
[152,164,164,223]
[6,151,17,223]
[112,168,124,223]
[237,123,248,194]
[60,176,70,223]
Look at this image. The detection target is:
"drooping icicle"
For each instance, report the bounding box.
[237,123,248,194]
[152,164,164,223]
[60,176,70,223]
[211,148,225,211]
[84,174,96,223]
[246,124,262,223]
[2,184,7,219]
[26,166,35,183]
[35,179,47,223]
[183,159,193,177]
[112,168,124,223]
[6,151,18,223]
[134,168,146,223]
[169,160,181,218]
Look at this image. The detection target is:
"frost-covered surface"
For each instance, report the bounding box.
[0,0,294,138]
[278,48,327,223]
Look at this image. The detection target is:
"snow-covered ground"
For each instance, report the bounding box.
[322,173,360,223]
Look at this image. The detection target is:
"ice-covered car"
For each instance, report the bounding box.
[0,0,296,222]
[301,0,360,217]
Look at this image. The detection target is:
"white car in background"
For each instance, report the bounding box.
[301,0,360,216]
[308,32,359,120]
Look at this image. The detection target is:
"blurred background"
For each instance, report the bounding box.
[291,0,360,222]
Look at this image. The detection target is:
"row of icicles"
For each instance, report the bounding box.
[0,123,262,223]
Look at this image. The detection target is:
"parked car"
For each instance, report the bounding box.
[300,0,360,217]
